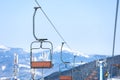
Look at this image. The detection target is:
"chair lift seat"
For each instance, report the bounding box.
[60,76,72,80]
[31,61,52,68]
[113,64,120,69]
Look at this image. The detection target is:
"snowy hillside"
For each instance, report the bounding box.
[0,45,108,80]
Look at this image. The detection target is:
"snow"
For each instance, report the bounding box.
[54,46,89,58]
[19,64,30,68]
[54,46,73,53]
[23,49,30,53]
[0,77,11,80]
[0,45,10,51]
[72,50,89,58]
[1,66,6,71]
[107,78,120,80]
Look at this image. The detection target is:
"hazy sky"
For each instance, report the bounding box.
[0,0,120,55]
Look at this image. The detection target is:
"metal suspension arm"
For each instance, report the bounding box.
[33,7,40,40]
[60,42,70,64]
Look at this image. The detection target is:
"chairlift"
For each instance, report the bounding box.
[30,40,53,68]
[59,63,72,80]
[59,42,72,80]
[72,55,81,72]
[113,64,120,69]
[30,6,53,69]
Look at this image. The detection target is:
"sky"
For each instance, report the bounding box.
[0,0,120,55]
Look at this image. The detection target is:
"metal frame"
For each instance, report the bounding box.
[30,40,53,68]
[59,42,72,80]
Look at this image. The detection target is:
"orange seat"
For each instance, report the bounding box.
[31,61,52,68]
[113,64,120,66]
[60,76,72,80]
[113,64,120,69]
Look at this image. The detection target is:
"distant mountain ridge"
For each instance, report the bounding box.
[0,45,108,80]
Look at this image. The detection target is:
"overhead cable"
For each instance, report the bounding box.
[34,0,72,50]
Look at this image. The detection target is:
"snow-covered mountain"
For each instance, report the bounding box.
[0,45,108,80]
